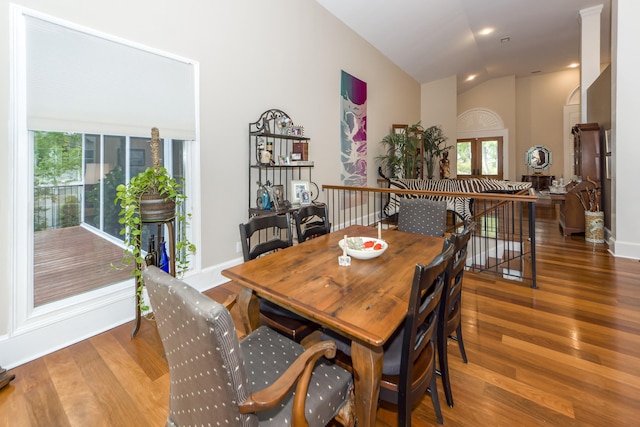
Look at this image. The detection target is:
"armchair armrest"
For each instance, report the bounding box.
[238,340,338,425]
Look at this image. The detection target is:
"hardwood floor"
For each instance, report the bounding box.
[2,205,640,426]
[34,226,132,306]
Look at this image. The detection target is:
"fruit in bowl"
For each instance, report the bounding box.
[338,237,388,260]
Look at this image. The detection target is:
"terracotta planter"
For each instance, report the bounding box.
[140,192,176,222]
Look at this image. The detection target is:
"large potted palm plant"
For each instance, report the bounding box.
[376,122,424,178]
[423,125,452,179]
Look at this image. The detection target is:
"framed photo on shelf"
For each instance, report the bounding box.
[291,180,310,206]
[288,126,304,137]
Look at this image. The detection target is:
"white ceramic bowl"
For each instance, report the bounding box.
[338,237,388,260]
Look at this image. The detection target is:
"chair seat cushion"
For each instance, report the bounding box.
[240,326,352,427]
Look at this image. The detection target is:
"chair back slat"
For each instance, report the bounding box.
[240,213,293,261]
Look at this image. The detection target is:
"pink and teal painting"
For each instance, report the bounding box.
[340,70,367,186]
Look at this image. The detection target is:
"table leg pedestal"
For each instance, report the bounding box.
[350,340,383,427]
[238,287,262,335]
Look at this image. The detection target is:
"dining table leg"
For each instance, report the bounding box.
[238,287,261,335]
[350,340,383,427]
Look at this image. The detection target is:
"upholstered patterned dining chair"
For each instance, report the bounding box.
[239,213,319,341]
[397,198,447,237]
[321,240,455,426]
[437,219,475,408]
[144,266,355,427]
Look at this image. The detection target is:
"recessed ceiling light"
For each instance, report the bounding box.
[568,63,580,68]
[531,70,541,74]
[500,36,511,44]
[466,74,477,82]
[479,27,494,36]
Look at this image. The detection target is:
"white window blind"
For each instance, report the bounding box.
[25,14,196,140]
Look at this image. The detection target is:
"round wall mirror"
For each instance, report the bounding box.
[525,145,552,170]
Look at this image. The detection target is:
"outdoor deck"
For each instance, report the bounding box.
[34,226,132,306]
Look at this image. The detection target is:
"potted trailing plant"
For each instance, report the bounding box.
[376,122,424,179]
[114,127,196,312]
[423,125,452,179]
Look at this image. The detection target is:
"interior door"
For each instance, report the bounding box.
[456,137,503,179]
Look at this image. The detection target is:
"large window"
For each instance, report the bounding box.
[456,137,503,179]
[14,8,198,309]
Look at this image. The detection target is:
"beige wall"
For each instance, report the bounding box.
[0,0,420,363]
[515,69,580,180]
[421,76,458,175]
[457,76,517,180]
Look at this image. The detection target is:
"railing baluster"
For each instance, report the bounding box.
[321,184,538,288]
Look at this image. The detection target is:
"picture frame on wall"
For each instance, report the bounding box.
[290,180,310,206]
[392,124,408,135]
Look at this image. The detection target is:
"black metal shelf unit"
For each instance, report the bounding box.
[248,109,313,217]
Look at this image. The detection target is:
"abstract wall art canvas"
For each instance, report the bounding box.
[340,70,367,187]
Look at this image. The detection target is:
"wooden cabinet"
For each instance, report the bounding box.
[521,174,554,191]
[557,180,597,236]
[558,123,604,236]
[572,123,602,182]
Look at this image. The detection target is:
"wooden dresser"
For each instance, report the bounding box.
[556,181,597,236]
[521,174,554,191]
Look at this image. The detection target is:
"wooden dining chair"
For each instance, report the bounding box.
[397,198,447,237]
[239,213,319,341]
[293,203,330,243]
[321,240,455,426]
[144,266,355,427]
[437,219,475,408]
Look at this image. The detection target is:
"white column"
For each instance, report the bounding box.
[579,5,603,121]
[610,0,640,259]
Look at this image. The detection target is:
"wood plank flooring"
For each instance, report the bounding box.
[34,226,132,306]
[3,204,640,426]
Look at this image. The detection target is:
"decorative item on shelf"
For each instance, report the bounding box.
[145,234,157,266]
[261,116,271,134]
[576,177,604,243]
[158,237,170,273]
[288,125,304,136]
[256,182,271,210]
[291,180,310,206]
[275,116,292,134]
[272,184,284,208]
[292,141,309,161]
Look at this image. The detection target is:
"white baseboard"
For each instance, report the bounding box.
[608,236,640,260]
[0,258,242,369]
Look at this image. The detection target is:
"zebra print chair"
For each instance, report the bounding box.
[382,177,532,219]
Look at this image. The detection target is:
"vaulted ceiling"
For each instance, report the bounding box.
[316,0,611,93]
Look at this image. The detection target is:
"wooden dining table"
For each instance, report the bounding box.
[221,224,445,427]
